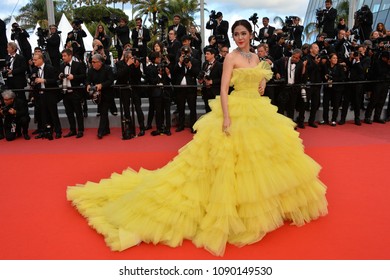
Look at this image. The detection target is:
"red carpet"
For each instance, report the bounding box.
[1,122,390,260]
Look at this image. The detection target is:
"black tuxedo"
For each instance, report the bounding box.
[321,7,337,38]
[46,32,61,72]
[131,26,151,61]
[303,54,322,124]
[168,24,186,42]
[206,20,230,47]
[274,57,305,123]
[145,64,172,131]
[66,29,87,61]
[173,57,200,130]
[6,53,27,96]
[60,60,86,133]
[258,25,276,42]
[31,63,61,134]
[0,97,30,141]
[200,60,222,113]
[290,25,303,48]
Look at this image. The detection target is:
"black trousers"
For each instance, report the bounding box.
[98,99,110,135]
[175,87,197,129]
[146,97,155,127]
[277,85,305,123]
[202,89,216,113]
[152,95,171,131]
[63,91,84,132]
[341,84,363,121]
[322,86,342,122]
[2,115,30,141]
[38,91,62,134]
[308,85,321,123]
[365,83,389,120]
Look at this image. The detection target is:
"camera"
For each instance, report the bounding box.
[249,13,258,25]
[300,84,308,102]
[97,45,104,51]
[209,10,217,20]
[197,70,210,81]
[0,104,11,116]
[355,5,370,25]
[88,85,101,104]
[315,8,325,26]
[27,73,38,87]
[59,73,69,80]
[102,14,119,27]
[158,15,168,28]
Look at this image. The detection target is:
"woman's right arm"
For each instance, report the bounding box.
[220,53,234,133]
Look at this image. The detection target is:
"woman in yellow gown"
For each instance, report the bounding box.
[67,19,328,256]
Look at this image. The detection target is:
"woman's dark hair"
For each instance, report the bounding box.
[231,19,253,35]
[153,40,164,52]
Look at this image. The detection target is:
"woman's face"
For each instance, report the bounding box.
[330,55,338,65]
[233,25,251,49]
[98,26,103,32]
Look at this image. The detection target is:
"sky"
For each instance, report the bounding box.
[1,0,314,48]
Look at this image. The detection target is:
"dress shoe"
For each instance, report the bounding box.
[97,133,103,139]
[145,125,152,130]
[151,130,163,136]
[308,122,318,128]
[319,120,329,125]
[76,132,84,138]
[191,128,197,134]
[164,129,172,136]
[175,126,184,132]
[45,133,53,141]
[64,131,77,138]
[35,133,44,139]
[32,129,40,135]
[330,121,337,126]
[297,122,305,129]
[354,119,361,126]
[23,134,31,140]
[373,118,386,124]
[338,119,346,125]
[55,132,62,139]
[364,118,372,124]
[138,130,145,137]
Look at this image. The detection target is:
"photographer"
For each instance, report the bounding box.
[46,25,61,72]
[0,18,7,67]
[189,25,202,54]
[168,14,186,43]
[60,48,86,138]
[198,47,222,113]
[0,90,30,141]
[94,24,111,52]
[66,20,87,61]
[144,51,173,136]
[5,42,27,99]
[317,0,337,39]
[10,22,32,67]
[115,50,145,138]
[131,17,151,66]
[258,17,276,43]
[109,17,130,60]
[288,17,303,49]
[354,5,373,43]
[173,45,200,133]
[86,54,115,139]
[334,29,352,63]
[206,11,230,48]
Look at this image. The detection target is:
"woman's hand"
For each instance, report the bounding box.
[222,116,231,136]
[258,79,266,95]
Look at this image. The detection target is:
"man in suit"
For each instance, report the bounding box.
[0,90,30,140]
[46,24,61,72]
[131,17,151,66]
[173,46,200,133]
[31,52,61,140]
[206,12,230,48]
[258,17,276,43]
[109,18,130,61]
[5,42,27,100]
[66,20,87,62]
[0,18,7,68]
[144,51,173,136]
[274,49,306,128]
[60,48,86,138]
[320,0,337,39]
[168,15,186,43]
[10,23,32,67]
[198,47,222,113]
[86,54,115,139]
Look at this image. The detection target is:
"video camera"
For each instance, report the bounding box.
[249,13,259,26]
[209,10,218,20]
[315,8,325,27]
[102,14,119,27]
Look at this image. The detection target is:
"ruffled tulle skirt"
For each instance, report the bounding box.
[67,92,328,256]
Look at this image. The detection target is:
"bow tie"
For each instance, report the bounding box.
[65,63,70,67]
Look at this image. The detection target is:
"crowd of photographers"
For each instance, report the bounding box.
[0,0,389,141]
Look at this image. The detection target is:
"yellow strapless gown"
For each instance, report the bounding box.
[67,62,328,256]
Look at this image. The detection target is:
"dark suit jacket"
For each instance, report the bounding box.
[144,64,172,98]
[274,57,304,84]
[168,24,186,42]
[200,60,222,97]
[206,20,230,47]
[322,7,337,38]
[46,32,61,70]
[86,65,114,103]
[131,27,151,58]
[173,57,200,87]
[258,25,276,42]
[59,60,86,89]
[6,53,27,89]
